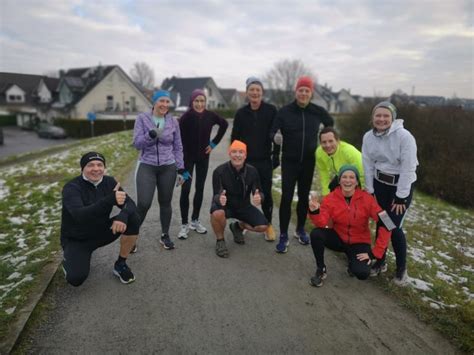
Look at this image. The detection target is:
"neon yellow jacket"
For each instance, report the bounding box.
[316,141,364,196]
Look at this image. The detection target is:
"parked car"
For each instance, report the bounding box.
[37,123,67,139]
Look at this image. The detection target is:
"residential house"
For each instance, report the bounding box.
[54,65,151,119]
[263,83,360,114]
[220,88,245,109]
[161,76,228,110]
[0,72,60,128]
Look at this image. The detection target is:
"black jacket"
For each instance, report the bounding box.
[61,175,138,241]
[231,101,280,162]
[271,101,334,162]
[179,109,228,163]
[212,162,263,210]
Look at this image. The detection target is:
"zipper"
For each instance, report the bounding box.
[300,110,305,162]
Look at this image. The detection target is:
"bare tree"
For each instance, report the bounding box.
[130,62,155,89]
[263,59,314,107]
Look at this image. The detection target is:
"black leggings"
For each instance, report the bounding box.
[179,159,209,224]
[373,179,414,272]
[62,213,140,287]
[247,159,273,223]
[279,158,315,234]
[135,162,177,234]
[310,228,371,280]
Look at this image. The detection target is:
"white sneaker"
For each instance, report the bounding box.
[392,269,409,287]
[190,219,207,234]
[178,224,189,239]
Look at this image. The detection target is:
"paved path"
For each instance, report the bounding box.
[0,126,76,159]
[19,126,455,354]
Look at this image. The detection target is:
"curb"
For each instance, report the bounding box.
[0,253,62,355]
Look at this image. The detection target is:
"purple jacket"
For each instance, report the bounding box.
[133,111,184,169]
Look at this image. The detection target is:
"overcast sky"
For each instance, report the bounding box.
[1,0,473,98]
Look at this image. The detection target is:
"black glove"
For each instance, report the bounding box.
[148,129,157,138]
[328,176,339,192]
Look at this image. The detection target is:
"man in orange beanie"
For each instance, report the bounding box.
[270,75,334,254]
[210,140,268,257]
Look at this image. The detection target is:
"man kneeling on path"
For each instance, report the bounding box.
[61,152,140,286]
[210,140,268,257]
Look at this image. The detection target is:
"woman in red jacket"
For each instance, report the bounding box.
[308,165,393,287]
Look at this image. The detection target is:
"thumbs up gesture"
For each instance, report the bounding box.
[219,189,227,206]
[308,191,320,212]
[114,182,126,206]
[252,188,262,206]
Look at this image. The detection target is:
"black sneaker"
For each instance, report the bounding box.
[160,233,175,250]
[229,221,245,244]
[309,267,327,287]
[113,262,135,284]
[215,239,229,258]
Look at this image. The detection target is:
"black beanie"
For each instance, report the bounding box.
[80,152,106,170]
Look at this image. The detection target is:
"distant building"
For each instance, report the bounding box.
[220,88,245,109]
[54,65,151,119]
[161,76,228,110]
[263,83,360,114]
[0,72,60,128]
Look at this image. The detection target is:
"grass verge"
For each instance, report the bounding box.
[272,167,474,352]
[0,131,138,344]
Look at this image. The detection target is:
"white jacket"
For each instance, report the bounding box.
[362,119,418,198]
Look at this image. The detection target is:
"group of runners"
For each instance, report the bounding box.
[60,75,418,288]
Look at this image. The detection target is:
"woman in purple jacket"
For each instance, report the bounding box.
[178,89,228,239]
[133,90,185,250]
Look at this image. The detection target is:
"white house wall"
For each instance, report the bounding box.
[37,80,52,103]
[75,68,151,119]
[6,85,26,103]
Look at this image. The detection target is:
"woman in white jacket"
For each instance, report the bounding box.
[362,101,418,286]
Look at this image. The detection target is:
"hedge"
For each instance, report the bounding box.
[55,118,135,138]
[0,115,16,127]
[337,103,474,208]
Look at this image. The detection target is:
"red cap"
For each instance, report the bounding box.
[295,76,314,92]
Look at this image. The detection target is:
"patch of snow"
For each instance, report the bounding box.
[437,251,453,261]
[436,271,454,283]
[7,272,21,280]
[409,247,425,261]
[5,307,16,315]
[409,278,433,291]
[8,217,26,225]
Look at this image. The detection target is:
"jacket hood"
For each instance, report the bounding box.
[387,119,404,135]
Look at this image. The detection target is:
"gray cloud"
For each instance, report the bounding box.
[0,0,472,98]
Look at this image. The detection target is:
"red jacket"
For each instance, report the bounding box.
[308,187,391,259]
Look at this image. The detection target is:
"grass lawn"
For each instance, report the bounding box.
[272,167,474,352]
[0,131,137,340]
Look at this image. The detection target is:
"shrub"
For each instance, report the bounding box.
[337,103,474,208]
[0,115,16,126]
[54,118,135,138]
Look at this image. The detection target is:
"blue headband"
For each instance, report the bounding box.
[152,90,170,104]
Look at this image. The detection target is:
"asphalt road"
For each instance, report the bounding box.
[17,126,454,354]
[0,126,76,159]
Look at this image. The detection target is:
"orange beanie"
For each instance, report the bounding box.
[295,76,314,91]
[228,140,247,154]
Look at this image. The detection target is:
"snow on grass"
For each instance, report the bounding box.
[0,131,137,325]
[409,277,433,291]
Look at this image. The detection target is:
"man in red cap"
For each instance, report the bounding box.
[210,140,268,257]
[270,75,334,254]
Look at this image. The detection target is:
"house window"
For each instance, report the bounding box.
[208,87,213,96]
[106,95,114,111]
[8,95,23,102]
[130,96,136,111]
